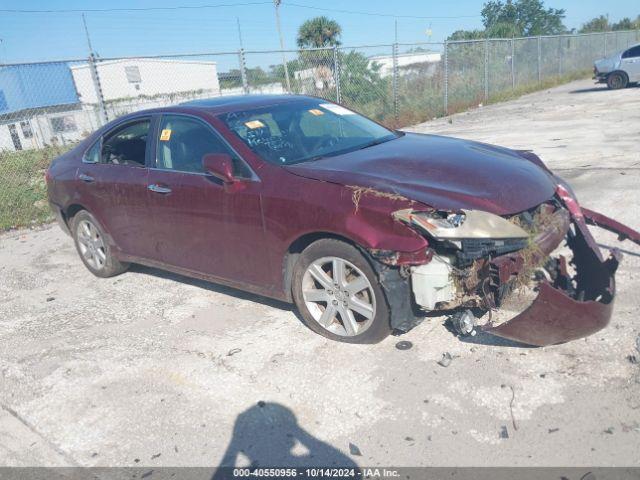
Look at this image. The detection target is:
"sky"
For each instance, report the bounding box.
[0,0,638,69]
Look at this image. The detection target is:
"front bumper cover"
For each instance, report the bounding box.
[372,203,638,346]
[481,214,621,346]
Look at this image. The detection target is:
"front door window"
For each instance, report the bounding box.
[101,119,150,167]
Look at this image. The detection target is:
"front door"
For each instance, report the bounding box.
[146,114,269,288]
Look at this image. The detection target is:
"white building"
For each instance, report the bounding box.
[369,51,442,77]
[293,66,335,93]
[70,58,221,104]
[0,58,223,151]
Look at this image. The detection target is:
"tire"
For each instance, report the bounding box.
[607,72,628,90]
[292,239,391,344]
[71,210,129,278]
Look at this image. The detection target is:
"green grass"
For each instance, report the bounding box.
[0,144,73,231]
[484,69,591,108]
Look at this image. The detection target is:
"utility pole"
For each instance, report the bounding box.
[81,13,95,55]
[273,0,291,92]
[236,17,245,50]
[82,13,108,126]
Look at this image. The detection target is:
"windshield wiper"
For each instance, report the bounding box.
[356,136,396,151]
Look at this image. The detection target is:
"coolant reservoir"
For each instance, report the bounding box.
[411,255,455,310]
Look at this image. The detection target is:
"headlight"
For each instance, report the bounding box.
[393,208,529,240]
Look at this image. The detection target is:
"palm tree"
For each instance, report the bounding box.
[296,16,342,48]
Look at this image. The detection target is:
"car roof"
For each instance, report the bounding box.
[107,94,324,126]
[179,94,316,113]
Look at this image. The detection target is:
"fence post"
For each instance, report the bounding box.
[511,38,515,90]
[484,38,489,103]
[558,37,562,77]
[333,45,341,104]
[238,49,249,94]
[537,36,541,83]
[88,54,108,126]
[443,40,448,115]
[392,42,399,124]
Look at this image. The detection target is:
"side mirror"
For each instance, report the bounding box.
[202,153,235,183]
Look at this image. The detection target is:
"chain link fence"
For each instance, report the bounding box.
[1,29,639,230]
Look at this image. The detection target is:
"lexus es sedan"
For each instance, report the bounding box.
[46,95,640,345]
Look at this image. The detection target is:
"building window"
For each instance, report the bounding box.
[20,121,33,139]
[50,115,77,133]
[125,65,142,83]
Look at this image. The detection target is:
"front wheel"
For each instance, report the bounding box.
[607,72,628,90]
[292,239,391,344]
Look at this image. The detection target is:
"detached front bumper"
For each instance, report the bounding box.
[375,196,639,346]
[482,215,620,346]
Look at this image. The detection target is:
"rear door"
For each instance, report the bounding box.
[145,114,269,287]
[621,45,640,81]
[75,117,154,259]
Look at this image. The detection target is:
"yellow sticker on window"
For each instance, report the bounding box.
[308,109,324,116]
[244,120,265,129]
[159,129,172,141]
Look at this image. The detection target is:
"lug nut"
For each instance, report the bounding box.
[332,300,338,306]
[327,290,333,295]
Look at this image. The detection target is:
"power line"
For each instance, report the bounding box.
[284,2,482,20]
[0,2,271,13]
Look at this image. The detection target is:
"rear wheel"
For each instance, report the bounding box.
[607,72,628,90]
[292,239,391,344]
[71,210,129,278]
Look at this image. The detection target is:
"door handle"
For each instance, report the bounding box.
[78,173,94,183]
[148,184,172,194]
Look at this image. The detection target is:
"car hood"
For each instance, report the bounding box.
[284,132,556,215]
[594,54,619,73]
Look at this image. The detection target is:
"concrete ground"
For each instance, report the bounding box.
[1,79,639,468]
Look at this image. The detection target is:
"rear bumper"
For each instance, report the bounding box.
[49,201,70,236]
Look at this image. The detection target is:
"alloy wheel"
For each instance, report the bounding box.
[77,220,107,270]
[301,256,376,336]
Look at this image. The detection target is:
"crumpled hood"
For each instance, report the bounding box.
[594,53,620,73]
[284,132,557,215]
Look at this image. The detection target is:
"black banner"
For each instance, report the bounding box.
[0,468,639,480]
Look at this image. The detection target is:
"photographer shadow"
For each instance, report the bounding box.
[213,402,358,477]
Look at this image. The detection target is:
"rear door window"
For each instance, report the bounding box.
[101,119,150,167]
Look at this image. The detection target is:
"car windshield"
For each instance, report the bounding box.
[219,99,399,165]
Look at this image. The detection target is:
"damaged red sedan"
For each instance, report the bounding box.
[46,95,640,345]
